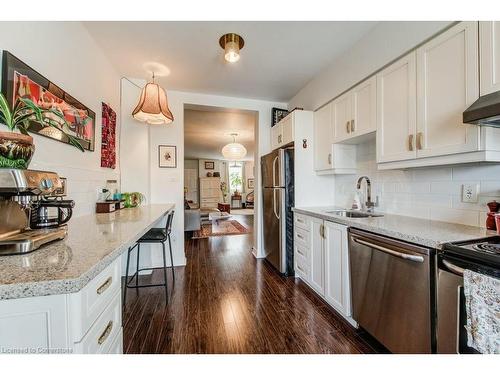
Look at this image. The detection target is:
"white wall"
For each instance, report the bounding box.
[289,21,453,111]
[0,22,121,217]
[335,139,500,227]
[120,88,286,267]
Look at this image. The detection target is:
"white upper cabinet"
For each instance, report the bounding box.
[376,52,417,163]
[313,103,334,171]
[351,76,377,138]
[332,92,352,143]
[281,115,294,145]
[416,21,480,158]
[480,21,500,95]
[271,122,282,150]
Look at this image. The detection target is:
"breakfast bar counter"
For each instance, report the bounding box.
[0,204,175,300]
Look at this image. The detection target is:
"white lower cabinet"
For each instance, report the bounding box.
[0,258,123,354]
[293,213,356,326]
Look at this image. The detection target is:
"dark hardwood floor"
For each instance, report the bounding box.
[122,214,385,354]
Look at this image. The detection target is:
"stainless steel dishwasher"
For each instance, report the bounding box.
[349,228,435,353]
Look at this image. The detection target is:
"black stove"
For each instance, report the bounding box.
[443,236,500,269]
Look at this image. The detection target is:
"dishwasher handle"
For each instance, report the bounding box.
[442,259,465,276]
[352,236,425,263]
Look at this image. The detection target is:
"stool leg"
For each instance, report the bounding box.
[123,245,132,308]
[135,243,140,288]
[168,235,175,282]
[161,242,169,304]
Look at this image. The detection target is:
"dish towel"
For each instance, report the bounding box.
[463,269,500,354]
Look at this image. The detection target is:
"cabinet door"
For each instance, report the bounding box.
[332,93,352,143]
[351,76,377,137]
[480,21,500,95]
[271,123,282,150]
[313,103,334,171]
[281,115,294,145]
[309,217,324,295]
[416,21,479,158]
[376,52,417,163]
[323,222,351,316]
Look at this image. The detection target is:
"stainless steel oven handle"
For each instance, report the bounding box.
[442,259,465,276]
[352,237,425,263]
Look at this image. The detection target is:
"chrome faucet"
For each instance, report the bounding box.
[356,176,377,212]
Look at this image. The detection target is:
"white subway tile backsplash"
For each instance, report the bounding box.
[333,139,500,228]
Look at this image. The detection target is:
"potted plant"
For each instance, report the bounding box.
[0,92,84,169]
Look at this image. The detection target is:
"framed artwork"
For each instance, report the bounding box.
[271,107,289,127]
[204,161,215,170]
[247,178,255,189]
[101,102,116,169]
[158,145,177,168]
[1,51,96,151]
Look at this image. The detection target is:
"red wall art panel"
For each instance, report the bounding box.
[101,102,116,169]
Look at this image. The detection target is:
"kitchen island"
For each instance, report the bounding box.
[0,204,174,354]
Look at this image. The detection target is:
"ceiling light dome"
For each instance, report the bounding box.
[221,133,247,160]
[219,33,244,63]
[132,73,174,125]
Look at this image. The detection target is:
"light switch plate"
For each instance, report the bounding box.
[462,184,479,203]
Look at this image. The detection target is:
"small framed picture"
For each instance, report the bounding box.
[205,161,215,170]
[158,145,177,168]
[247,178,255,189]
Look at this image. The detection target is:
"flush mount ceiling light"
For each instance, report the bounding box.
[132,73,174,125]
[221,133,247,160]
[219,33,244,63]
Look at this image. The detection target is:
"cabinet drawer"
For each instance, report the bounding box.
[294,214,310,231]
[295,252,310,280]
[294,243,310,263]
[294,227,310,247]
[73,290,122,354]
[69,258,121,342]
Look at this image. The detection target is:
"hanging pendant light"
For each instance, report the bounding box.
[221,133,247,160]
[132,73,174,125]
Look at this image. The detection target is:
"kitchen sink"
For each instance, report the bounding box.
[325,210,384,218]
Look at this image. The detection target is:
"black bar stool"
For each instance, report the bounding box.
[123,210,175,307]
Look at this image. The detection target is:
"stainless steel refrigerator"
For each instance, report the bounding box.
[261,147,294,275]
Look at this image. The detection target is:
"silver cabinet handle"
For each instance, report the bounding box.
[96,276,112,295]
[351,119,355,132]
[297,263,305,272]
[442,259,465,276]
[297,233,304,240]
[352,237,424,263]
[328,153,332,165]
[98,321,113,345]
[346,121,350,134]
[297,247,305,256]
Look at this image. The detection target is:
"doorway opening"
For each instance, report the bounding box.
[183,104,257,241]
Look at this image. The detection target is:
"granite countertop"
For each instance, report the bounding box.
[0,204,174,300]
[293,206,497,249]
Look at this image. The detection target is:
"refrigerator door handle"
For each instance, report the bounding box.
[272,156,278,187]
[273,189,280,219]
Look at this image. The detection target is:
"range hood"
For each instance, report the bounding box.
[463,90,500,127]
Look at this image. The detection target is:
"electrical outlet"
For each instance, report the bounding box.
[462,184,479,203]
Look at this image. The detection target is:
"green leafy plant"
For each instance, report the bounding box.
[230,171,242,192]
[0,92,84,152]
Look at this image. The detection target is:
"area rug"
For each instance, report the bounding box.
[192,220,251,239]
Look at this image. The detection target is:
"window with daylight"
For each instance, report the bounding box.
[228,162,243,193]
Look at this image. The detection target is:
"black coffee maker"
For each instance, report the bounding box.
[30,198,75,229]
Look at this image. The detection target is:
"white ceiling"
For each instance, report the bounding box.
[83,21,377,102]
[184,105,256,161]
